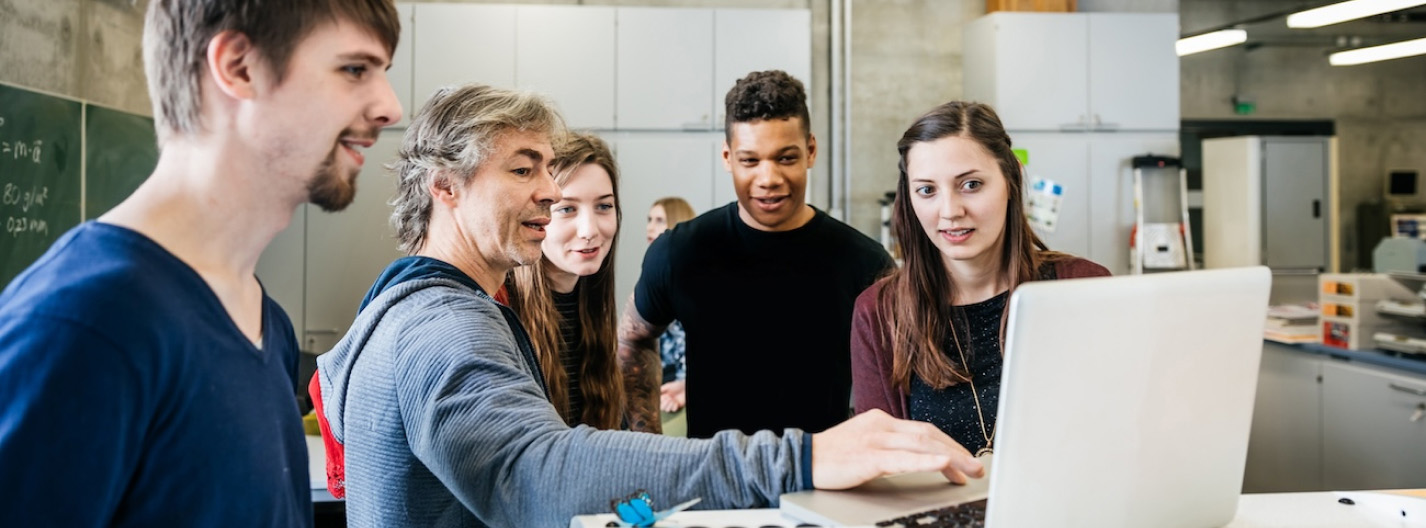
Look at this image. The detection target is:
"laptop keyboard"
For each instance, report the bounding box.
[873,498,988,528]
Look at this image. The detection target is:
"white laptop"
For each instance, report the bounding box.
[781,267,1272,527]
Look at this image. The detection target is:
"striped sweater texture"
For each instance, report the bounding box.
[317,277,807,528]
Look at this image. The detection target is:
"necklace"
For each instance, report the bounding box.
[951,318,995,457]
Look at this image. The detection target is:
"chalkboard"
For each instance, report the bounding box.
[0,84,84,287]
[85,105,158,219]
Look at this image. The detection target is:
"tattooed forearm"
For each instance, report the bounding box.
[618,294,667,433]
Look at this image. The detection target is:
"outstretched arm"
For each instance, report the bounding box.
[618,293,667,433]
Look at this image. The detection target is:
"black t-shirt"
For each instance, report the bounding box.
[635,202,894,438]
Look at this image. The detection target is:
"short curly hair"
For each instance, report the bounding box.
[723,70,810,141]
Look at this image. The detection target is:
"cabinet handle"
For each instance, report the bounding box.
[1059,117,1088,132]
[1313,199,1321,219]
[1389,382,1426,396]
[306,328,342,335]
[1090,114,1120,131]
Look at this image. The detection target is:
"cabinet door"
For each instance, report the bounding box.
[1010,133,1090,258]
[391,3,414,128]
[610,134,718,313]
[713,9,812,128]
[616,8,714,130]
[1322,360,1426,490]
[1087,14,1179,131]
[1089,133,1180,276]
[302,129,407,355]
[412,4,516,112]
[256,208,306,350]
[986,13,1089,132]
[1263,138,1328,271]
[516,5,615,130]
[1243,343,1324,493]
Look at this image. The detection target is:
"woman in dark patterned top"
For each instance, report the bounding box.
[850,102,1110,455]
[645,196,696,413]
[504,132,625,429]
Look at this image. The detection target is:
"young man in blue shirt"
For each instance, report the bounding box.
[0,1,402,525]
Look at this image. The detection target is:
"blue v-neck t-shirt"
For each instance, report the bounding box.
[0,222,311,527]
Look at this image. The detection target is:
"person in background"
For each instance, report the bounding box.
[503,132,624,429]
[850,101,1110,456]
[0,0,402,525]
[618,70,895,438]
[644,196,696,414]
[311,83,984,528]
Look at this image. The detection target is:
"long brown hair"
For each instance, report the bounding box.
[879,101,1066,390]
[505,132,624,428]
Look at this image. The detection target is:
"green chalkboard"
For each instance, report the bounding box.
[85,105,158,218]
[0,84,84,287]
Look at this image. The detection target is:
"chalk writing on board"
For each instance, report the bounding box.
[3,183,48,213]
[2,182,51,238]
[1,140,43,164]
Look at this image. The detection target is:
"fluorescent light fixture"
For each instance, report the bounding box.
[1287,0,1426,29]
[1176,29,1248,56]
[1330,36,1426,65]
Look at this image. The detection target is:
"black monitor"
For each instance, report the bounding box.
[1388,170,1418,197]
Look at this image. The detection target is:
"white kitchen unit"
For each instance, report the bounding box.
[963,12,1179,132]
[964,12,1179,276]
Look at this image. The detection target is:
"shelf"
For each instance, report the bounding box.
[1377,299,1426,319]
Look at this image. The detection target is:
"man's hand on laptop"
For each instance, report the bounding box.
[809,409,984,490]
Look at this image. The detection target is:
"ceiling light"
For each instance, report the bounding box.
[1287,0,1426,29]
[1176,29,1248,56]
[1330,36,1426,65]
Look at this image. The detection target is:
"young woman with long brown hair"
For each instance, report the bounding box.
[850,101,1110,456]
[504,132,625,429]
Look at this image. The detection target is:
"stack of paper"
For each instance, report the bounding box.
[1265,304,1319,344]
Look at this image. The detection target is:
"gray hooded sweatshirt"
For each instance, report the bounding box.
[316,262,810,528]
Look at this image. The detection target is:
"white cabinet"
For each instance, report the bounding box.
[963,12,1178,132]
[1087,14,1180,132]
[409,5,810,133]
[1321,360,1426,490]
[964,13,1087,132]
[391,3,414,128]
[1010,133,1090,257]
[516,6,616,130]
[1244,342,1324,493]
[616,8,714,130]
[713,9,813,128]
[255,129,406,354]
[1202,136,1332,271]
[412,4,517,112]
[607,133,724,312]
[1012,132,1177,275]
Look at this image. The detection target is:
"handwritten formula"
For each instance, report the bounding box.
[0,115,51,238]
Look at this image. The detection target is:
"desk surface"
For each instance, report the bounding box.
[1286,341,1426,377]
[310,436,1425,525]
[568,491,1426,527]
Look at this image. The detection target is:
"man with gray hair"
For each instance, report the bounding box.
[0,0,402,526]
[313,83,984,528]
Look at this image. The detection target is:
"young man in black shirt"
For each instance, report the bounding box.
[620,70,894,438]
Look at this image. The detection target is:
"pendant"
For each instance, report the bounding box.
[975,447,993,457]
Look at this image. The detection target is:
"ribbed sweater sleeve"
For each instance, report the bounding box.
[388,289,807,527]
